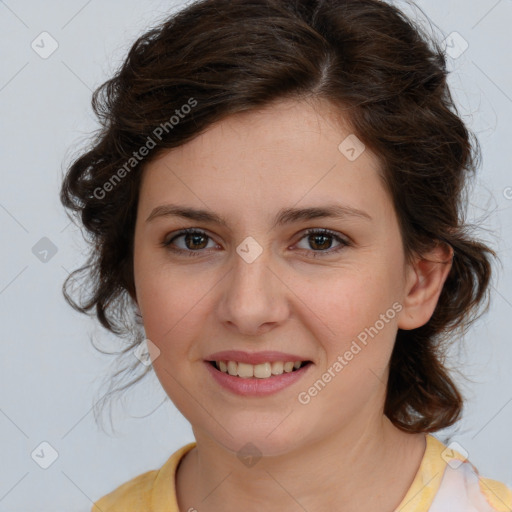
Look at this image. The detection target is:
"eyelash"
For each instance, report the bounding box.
[161,228,351,259]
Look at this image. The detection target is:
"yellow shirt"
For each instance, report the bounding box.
[92,434,512,511]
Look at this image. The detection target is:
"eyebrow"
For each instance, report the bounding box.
[146,203,372,228]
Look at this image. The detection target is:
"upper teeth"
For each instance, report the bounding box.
[216,360,303,378]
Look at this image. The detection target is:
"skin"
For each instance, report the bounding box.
[132,97,453,512]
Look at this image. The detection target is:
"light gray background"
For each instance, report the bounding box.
[0,0,511,510]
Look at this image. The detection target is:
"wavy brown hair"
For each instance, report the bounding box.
[60,0,497,433]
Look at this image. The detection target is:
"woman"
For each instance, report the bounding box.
[60,0,512,510]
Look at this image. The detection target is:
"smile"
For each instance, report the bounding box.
[205,359,313,397]
[210,360,309,378]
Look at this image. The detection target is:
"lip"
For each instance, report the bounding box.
[205,350,309,365]
[204,359,313,397]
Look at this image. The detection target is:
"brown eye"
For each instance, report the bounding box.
[163,228,217,256]
[307,233,333,250]
[181,231,209,250]
[295,229,350,257]
[162,227,350,259]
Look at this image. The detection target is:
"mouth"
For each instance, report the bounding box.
[208,360,313,379]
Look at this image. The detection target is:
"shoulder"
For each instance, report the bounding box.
[428,435,512,512]
[397,434,512,512]
[91,468,159,512]
[90,442,197,512]
[478,475,512,512]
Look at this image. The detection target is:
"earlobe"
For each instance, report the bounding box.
[397,242,453,331]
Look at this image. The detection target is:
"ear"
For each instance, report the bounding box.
[397,242,453,330]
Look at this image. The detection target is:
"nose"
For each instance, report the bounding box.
[216,242,289,336]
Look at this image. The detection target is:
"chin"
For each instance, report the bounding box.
[197,414,310,459]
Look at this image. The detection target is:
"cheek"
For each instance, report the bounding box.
[292,267,399,350]
[135,267,207,406]
[134,260,217,356]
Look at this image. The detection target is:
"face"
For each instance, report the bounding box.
[133,98,417,456]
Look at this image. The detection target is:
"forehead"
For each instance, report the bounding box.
[138,98,391,223]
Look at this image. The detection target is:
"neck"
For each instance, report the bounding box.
[176,415,426,512]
